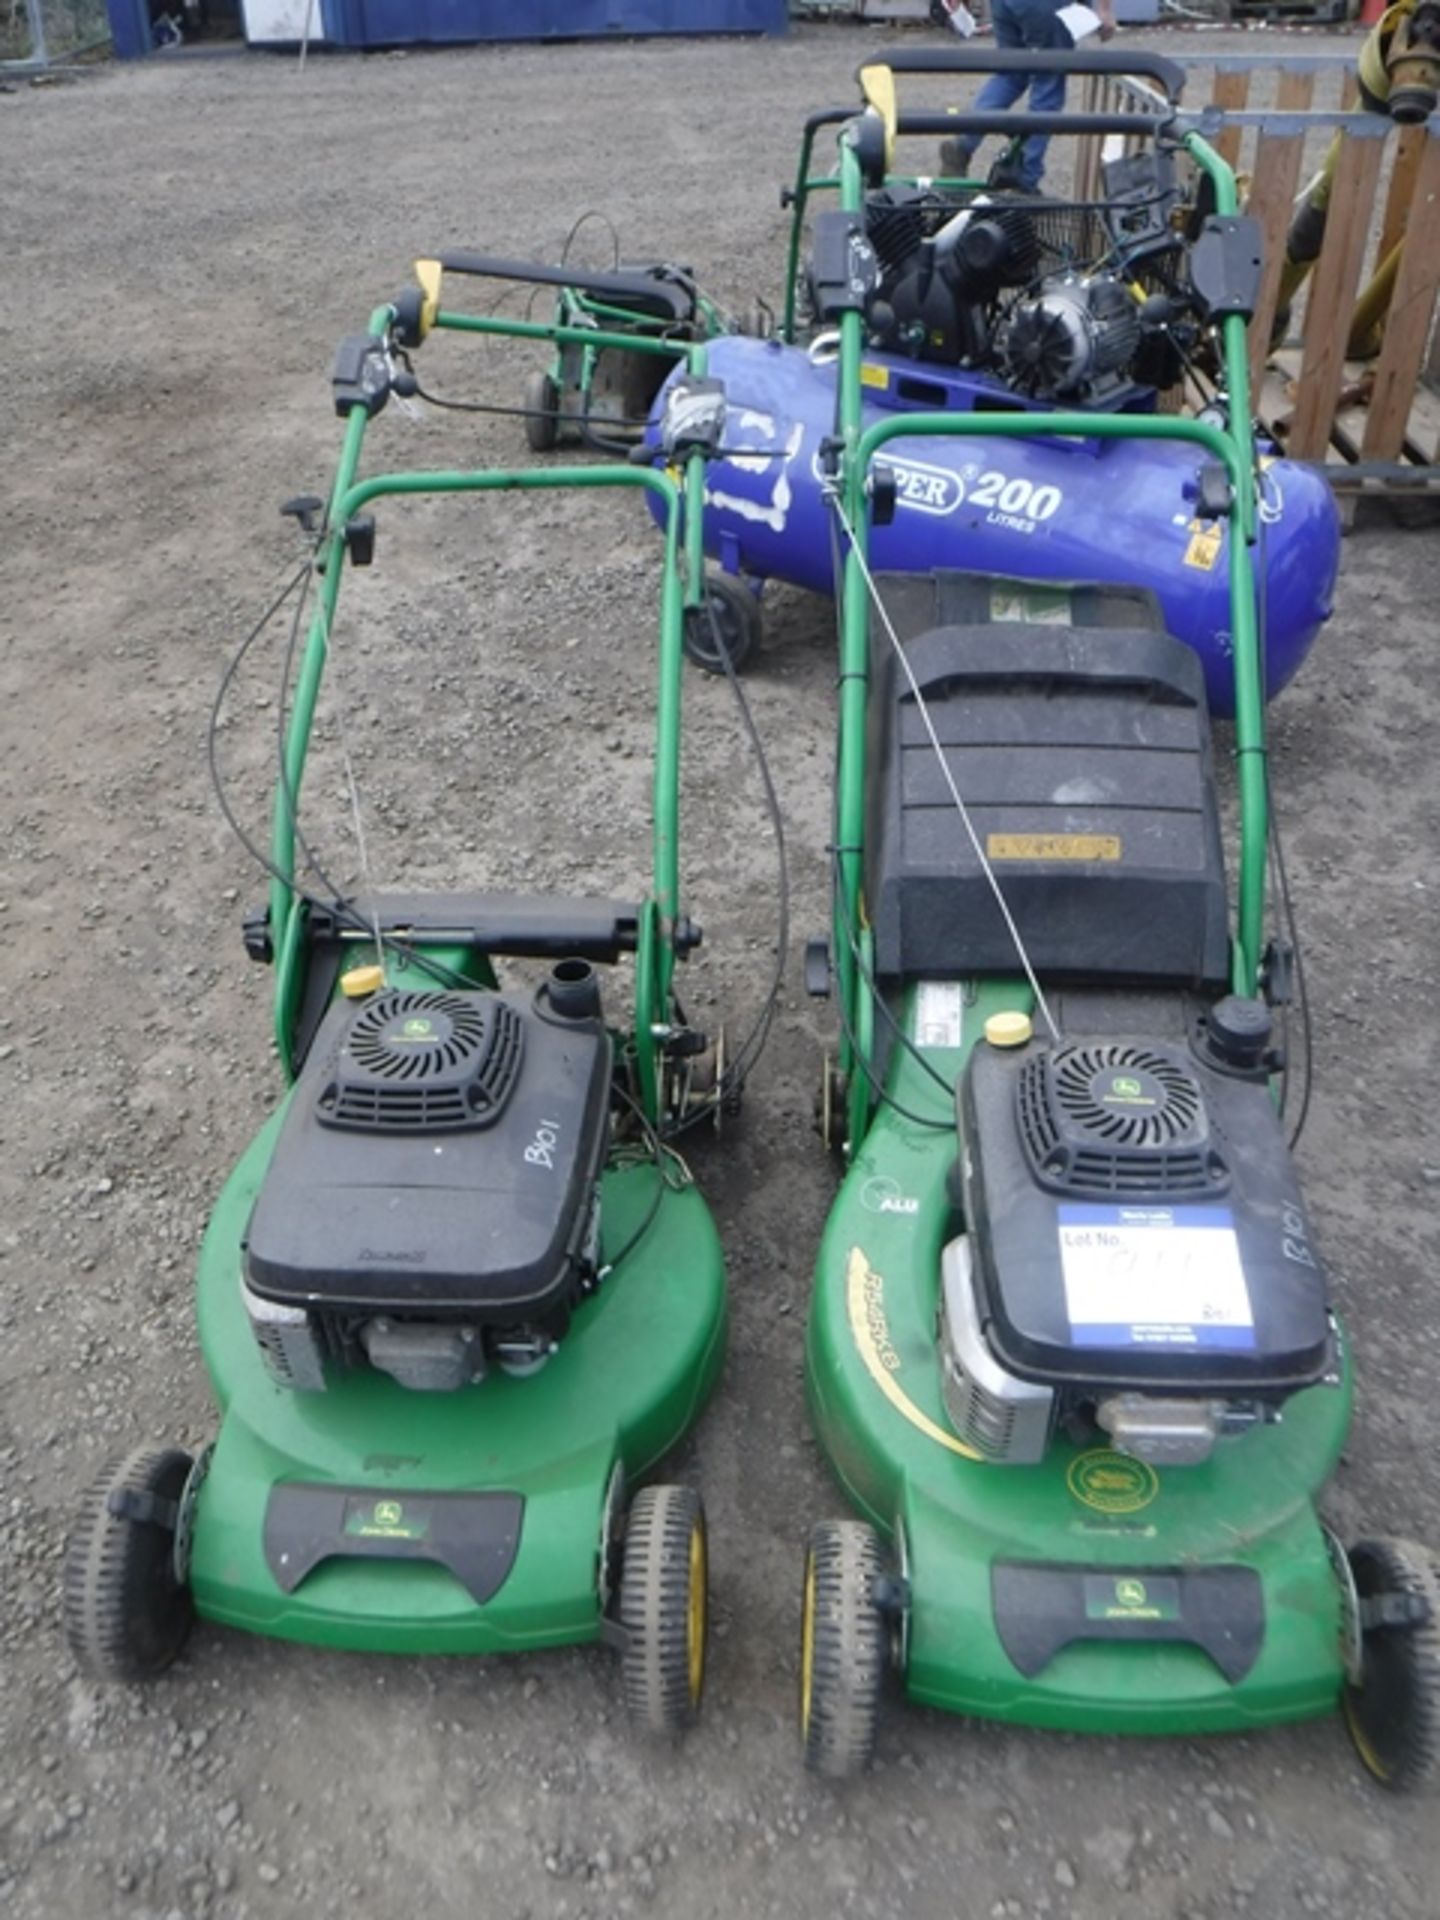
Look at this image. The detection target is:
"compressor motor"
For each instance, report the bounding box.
[833,150,1202,404]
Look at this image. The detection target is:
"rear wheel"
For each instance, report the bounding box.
[619,1485,707,1735]
[64,1448,196,1681]
[523,369,560,452]
[1343,1537,1440,1791]
[800,1520,887,1778]
[682,573,761,675]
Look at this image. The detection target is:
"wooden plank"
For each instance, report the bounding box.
[1363,130,1440,460]
[1378,125,1426,263]
[1287,128,1387,461]
[1247,130,1308,395]
[1073,74,1103,204]
[1244,77,1315,395]
[1211,70,1251,172]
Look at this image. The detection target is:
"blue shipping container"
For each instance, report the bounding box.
[326,0,787,44]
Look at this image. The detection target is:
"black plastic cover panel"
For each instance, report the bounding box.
[960,1034,1331,1393]
[264,1484,523,1605]
[992,1561,1264,1684]
[246,991,610,1318]
[865,572,1229,987]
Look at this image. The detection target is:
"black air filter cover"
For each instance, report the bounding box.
[960,1034,1330,1393]
[245,989,610,1318]
[1016,1041,1226,1197]
[322,989,524,1133]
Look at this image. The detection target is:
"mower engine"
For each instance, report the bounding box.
[944,1004,1334,1468]
[241,981,611,1392]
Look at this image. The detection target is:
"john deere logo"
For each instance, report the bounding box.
[400,1019,433,1039]
[374,1499,404,1527]
[1115,1577,1148,1608]
[1067,1449,1160,1515]
[1112,1076,1143,1098]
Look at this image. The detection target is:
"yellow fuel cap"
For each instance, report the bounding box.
[340,963,386,999]
[984,1010,1033,1049]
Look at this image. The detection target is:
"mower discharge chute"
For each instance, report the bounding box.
[794,50,1440,1787]
[63,257,740,1733]
[639,52,1340,710]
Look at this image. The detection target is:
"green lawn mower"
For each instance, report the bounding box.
[519,251,741,456]
[63,255,743,1732]
[797,50,1440,1785]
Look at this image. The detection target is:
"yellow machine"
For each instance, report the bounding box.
[1275,0,1440,352]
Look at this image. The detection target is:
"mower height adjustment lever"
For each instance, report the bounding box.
[281,494,325,537]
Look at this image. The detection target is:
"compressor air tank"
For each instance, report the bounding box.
[645,334,1340,715]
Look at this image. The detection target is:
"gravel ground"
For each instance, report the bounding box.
[3,22,1439,1920]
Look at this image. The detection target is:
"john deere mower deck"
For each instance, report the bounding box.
[64,257,738,1732]
[797,49,1440,1787]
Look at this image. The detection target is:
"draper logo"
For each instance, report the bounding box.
[877,454,965,517]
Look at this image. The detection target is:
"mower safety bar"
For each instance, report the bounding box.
[797,101,1171,146]
[883,109,1169,137]
[860,46,1186,103]
[435,251,691,324]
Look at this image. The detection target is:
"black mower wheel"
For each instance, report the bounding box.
[63,1448,196,1682]
[1343,1536,1440,1791]
[682,573,761,675]
[523,370,560,453]
[800,1519,887,1779]
[618,1484,708,1735]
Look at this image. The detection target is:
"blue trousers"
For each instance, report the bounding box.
[968,0,1071,190]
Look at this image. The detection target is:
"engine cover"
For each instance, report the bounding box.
[959,1032,1331,1395]
[244,987,611,1321]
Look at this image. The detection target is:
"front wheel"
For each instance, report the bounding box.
[618,1484,708,1735]
[64,1448,196,1681]
[523,369,560,453]
[681,573,761,675]
[800,1519,887,1778]
[1343,1536,1440,1791]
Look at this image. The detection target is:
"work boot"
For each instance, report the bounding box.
[938,136,975,177]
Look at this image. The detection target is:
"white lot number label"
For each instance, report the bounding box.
[1058,1204,1255,1351]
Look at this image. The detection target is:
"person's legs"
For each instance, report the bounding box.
[1009,0,1070,189]
[938,0,1027,174]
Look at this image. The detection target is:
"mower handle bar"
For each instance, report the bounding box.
[888,108,1168,137]
[435,250,691,323]
[859,47,1186,103]
[800,100,1173,145]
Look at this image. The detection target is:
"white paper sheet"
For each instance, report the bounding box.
[1056,2,1103,40]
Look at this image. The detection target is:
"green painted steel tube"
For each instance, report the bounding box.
[269,454,685,1085]
[832,132,871,1086]
[782,129,826,343]
[1185,131,1267,993]
[435,308,701,364]
[328,467,685,982]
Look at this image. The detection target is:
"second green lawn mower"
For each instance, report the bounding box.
[797,50,1440,1787]
[63,255,746,1733]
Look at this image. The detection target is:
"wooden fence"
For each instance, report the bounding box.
[1077,56,1440,494]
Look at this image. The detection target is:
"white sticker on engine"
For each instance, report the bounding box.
[1058,1204,1255,1351]
[913,981,964,1050]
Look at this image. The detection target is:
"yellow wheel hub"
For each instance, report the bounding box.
[800,1552,816,1739]
[687,1522,707,1706]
